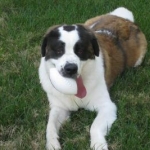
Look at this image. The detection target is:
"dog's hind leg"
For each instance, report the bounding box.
[46,107,70,150]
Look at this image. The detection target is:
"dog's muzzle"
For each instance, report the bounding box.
[63,63,78,78]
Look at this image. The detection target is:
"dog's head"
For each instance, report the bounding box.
[41,25,99,78]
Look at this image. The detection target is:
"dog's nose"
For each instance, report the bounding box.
[64,63,78,77]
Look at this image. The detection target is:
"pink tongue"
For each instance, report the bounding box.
[75,76,87,98]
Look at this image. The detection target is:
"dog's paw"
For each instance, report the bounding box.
[90,144,108,150]
[46,139,61,150]
[90,140,108,150]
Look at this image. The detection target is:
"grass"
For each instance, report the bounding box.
[0,0,150,150]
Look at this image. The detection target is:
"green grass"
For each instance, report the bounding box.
[0,0,150,150]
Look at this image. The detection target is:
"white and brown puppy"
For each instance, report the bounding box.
[39,7,147,150]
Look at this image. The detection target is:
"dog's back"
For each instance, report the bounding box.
[85,7,147,87]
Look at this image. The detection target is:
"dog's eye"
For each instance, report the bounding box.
[55,41,64,55]
[57,49,63,54]
[77,49,83,55]
[74,42,84,56]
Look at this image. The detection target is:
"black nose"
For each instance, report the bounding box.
[64,63,78,77]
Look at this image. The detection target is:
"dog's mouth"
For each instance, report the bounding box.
[59,70,87,98]
[61,72,78,79]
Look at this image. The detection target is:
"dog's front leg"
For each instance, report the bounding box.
[90,102,117,150]
[46,107,69,150]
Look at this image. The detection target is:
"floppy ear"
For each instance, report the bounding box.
[41,36,47,57]
[84,25,100,57]
[91,37,99,57]
[41,25,61,57]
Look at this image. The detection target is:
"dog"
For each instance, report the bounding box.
[39,7,147,150]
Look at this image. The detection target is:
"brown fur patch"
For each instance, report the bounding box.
[85,14,147,87]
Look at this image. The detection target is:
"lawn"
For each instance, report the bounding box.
[0,0,150,150]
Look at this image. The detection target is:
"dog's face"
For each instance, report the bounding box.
[41,25,99,78]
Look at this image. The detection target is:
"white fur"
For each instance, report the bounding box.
[134,54,145,67]
[39,22,117,150]
[90,22,98,29]
[51,27,81,75]
[95,29,116,38]
[110,7,134,22]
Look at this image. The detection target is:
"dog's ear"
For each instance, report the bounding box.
[82,25,100,57]
[41,36,47,57]
[91,37,99,57]
[41,25,60,57]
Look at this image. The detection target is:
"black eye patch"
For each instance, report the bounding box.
[74,41,89,60]
[45,40,65,60]
[53,41,65,56]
